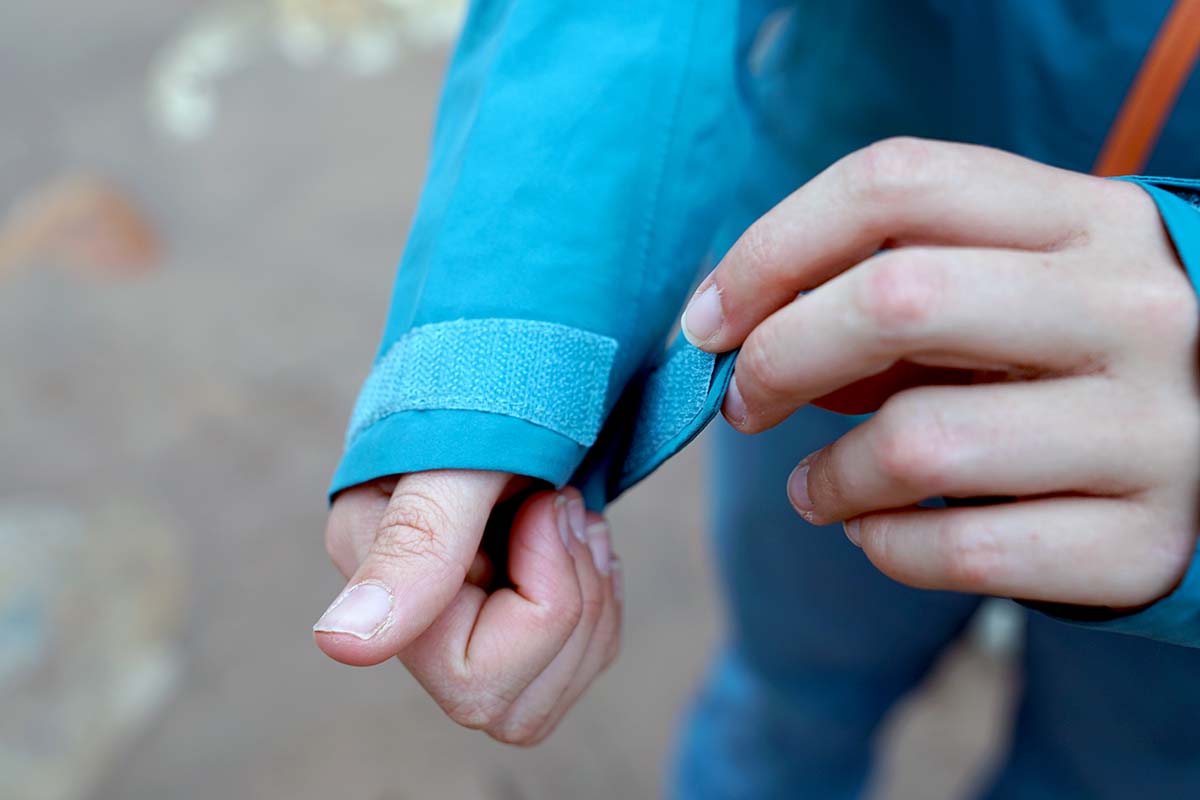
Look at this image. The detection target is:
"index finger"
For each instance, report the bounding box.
[680,137,1103,353]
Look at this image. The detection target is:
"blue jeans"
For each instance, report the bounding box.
[672,407,1200,799]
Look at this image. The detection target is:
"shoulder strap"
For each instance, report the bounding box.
[1094,0,1200,176]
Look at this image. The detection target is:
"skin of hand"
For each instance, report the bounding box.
[682,137,1200,610]
[316,471,623,745]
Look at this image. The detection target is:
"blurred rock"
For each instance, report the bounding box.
[150,0,467,141]
[0,176,161,282]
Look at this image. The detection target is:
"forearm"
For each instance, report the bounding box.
[333,0,758,503]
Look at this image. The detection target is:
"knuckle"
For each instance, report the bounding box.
[806,447,852,515]
[1122,279,1198,345]
[445,693,508,732]
[940,519,1003,588]
[857,251,943,339]
[738,326,792,401]
[872,397,958,494]
[843,136,941,203]
[371,490,456,567]
[537,588,584,639]
[560,588,586,630]
[1139,524,1195,602]
[872,426,922,486]
[579,592,606,630]
[1101,180,1162,238]
[857,513,885,556]
[489,714,546,747]
[859,514,904,577]
[735,219,784,288]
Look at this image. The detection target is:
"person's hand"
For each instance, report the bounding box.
[682,137,1200,609]
[316,470,623,745]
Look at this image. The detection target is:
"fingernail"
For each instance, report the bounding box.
[682,284,723,345]
[314,581,394,640]
[843,519,862,547]
[610,557,624,603]
[568,496,586,543]
[723,376,747,427]
[555,494,571,549]
[787,461,813,513]
[586,521,612,574]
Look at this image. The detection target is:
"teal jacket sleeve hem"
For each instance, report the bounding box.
[1038,176,1200,647]
[330,409,583,498]
[331,333,737,509]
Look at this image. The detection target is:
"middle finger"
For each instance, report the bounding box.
[728,246,1115,432]
[790,377,1152,525]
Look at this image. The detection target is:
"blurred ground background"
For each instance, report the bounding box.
[1,2,1017,798]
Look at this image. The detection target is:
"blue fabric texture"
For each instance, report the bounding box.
[569,333,738,508]
[346,319,618,449]
[623,342,718,477]
[616,338,738,493]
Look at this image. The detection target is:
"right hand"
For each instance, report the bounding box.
[315,470,623,746]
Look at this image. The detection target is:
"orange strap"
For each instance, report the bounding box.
[1093,0,1200,176]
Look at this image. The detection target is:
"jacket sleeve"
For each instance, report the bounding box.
[330,1,761,504]
[1035,176,1200,648]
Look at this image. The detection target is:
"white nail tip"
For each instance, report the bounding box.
[313,580,395,640]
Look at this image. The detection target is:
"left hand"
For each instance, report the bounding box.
[682,137,1200,609]
[320,472,622,746]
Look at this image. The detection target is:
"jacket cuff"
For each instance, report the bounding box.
[331,317,615,498]
[330,327,737,508]
[331,409,584,498]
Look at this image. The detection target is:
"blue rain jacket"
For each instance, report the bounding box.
[331,1,1200,646]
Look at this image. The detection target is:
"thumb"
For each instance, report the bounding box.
[314,469,509,667]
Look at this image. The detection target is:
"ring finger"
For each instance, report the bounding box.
[790,377,1153,525]
[490,507,614,744]
[398,490,588,734]
[528,523,622,743]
